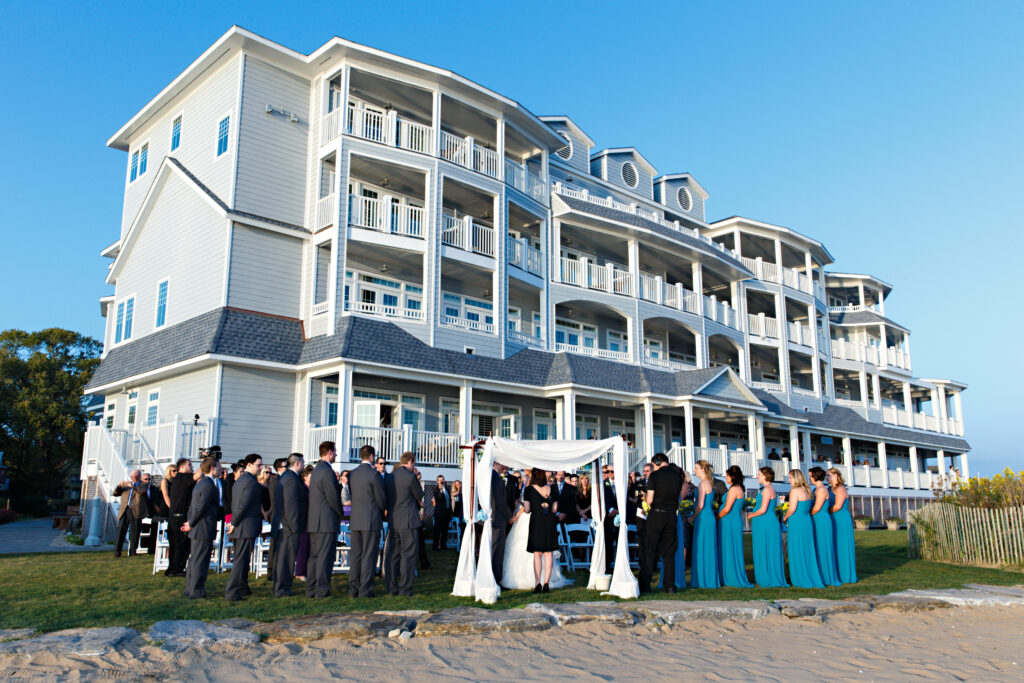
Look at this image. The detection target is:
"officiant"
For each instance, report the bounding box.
[639,453,683,594]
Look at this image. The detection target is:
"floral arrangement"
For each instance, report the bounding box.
[679,499,695,515]
[937,468,1024,508]
[743,497,757,512]
[640,501,651,515]
[775,500,789,521]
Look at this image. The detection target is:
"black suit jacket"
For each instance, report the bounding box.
[308,460,342,534]
[490,470,513,526]
[187,476,220,541]
[553,481,577,521]
[432,484,451,519]
[347,462,386,532]
[273,469,307,536]
[169,474,195,515]
[388,466,424,530]
[229,471,262,539]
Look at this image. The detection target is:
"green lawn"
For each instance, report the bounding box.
[0,530,1019,633]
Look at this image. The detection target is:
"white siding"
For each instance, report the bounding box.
[138,366,219,427]
[234,57,311,226]
[594,153,655,200]
[655,178,706,223]
[217,365,296,457]
[113,170,227,347]
[544,121,591,174]
[120,54,242,237]
[700,373,750,403]
[227,224,303,317]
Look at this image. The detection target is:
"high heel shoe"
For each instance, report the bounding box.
[533,583,542,594]
[542,583,550,593]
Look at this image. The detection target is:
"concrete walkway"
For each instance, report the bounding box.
[0,517,110,554]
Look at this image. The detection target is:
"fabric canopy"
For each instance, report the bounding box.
[451,437,639,603]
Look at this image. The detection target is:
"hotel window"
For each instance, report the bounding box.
[155,280,168,328]
[123,297,135,341]
[127,391,138,427]
[171,115,182,151]
[129,152,138,182]
[217,116,230,156]
[138,143,148,175]
[129,143,149,182]
[115,301,125,343]
[145,391,160,427]
[105,403,116,429]
[608,330,628,353]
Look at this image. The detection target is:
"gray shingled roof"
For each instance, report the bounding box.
[829,310,909,333]
[556,195,750,276]
[752,390,969,451]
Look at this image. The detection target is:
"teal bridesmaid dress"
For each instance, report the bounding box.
[831,494,858,584]
[718,494,753,587]
[786,499,825,588]
[811,488,842,586]
[751,491,788,587]
[689,489,720,588]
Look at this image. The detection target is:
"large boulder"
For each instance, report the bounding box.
[774,598,871,618]
[258,613,417,644]
[524,601,637,627]
[147,620,260,652]
[888,588,1024,607]
[0,627,137,656]
[630,600,778,625]
[845,594,952,612]
[415,607,554,637]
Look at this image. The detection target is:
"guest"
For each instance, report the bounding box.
[307,441,343,599]
[225,453,263,601]
[182,457,221,599]
[490,462,513,587]
[640,453,683,594]
[767,448,781,461]
[553,470,578,525]
[340,470,352,519]
[716,465,754,588]
[264,457,287,583]
[294,465,315,580]
[414,468,430,569]
[113,469,150,558]
[272,453,307,597]
[689,459,719,588]
[257,466,273,517]
[159,464,176,515]
[576,474,592,522]
[749,467,788,587]
[522,467,558,593]
[432,475,452,551]
[782,447,791,462]
[385,451,423,596]
[827,468,858,584]
[140,471,164,555]
[165,458,196,577]
[680,468,696,568]
[601,465,618,573]
[451,479,464,525]
[629,465,650,566]
[348,444,386,598]
[374,457,387,478]
[783,469,825,588]
[809,467,842,586]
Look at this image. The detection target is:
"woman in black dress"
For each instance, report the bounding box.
[523,467,558,593]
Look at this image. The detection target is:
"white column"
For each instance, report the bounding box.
[961,452,970,479]
[733,228,743,258]
[641,399,655,460]
[789,425,801,471]
[857,282,865,307]
[558,390,576,440]
[628,239,640,289]
[496,116,505,179]
[858,370,869,405]
[692,262,704,314]
[551,219,562,283]
[952,391,964,432]
[699,416,710,448]
[936,385,949,430]
[842,436,853,466]
[909,445,919,473]
[877,441,888,488]
[337,363,354,462]
[459,382,473,444]
[746,414,757,458]
[936,449,947,477]
[872,374,882,409]
[801,430,813,470]
[773,239,784,283]
[902,382,913,415]
[683,402,696,471]
[878,323,888,366]
[431,89,442,156]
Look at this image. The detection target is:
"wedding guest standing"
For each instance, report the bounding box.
[113,469,150,558]
[166,458,196,577]
[490,462,513,587]
[523,467,558,593]
[689,460,720,588]
[307,441,342,599]
[451,480,465,538]
[553,471,578,525]
[182,457,221,599]
[432,475,452,551]
[680,469,696,569]
[749,466,788,587]
[783,470,825,588]
[827,467,858,584]
[717,465,754,588]
[386,451,423,596]
[809,467,842,586]
[272,453,307,597]
[348,444,386,598]
[576,474,592,522]
[340,470,352,519]
[601,466,619,573]
[294,465,315,580]
[640,453,683,594]
[225,454,263,601]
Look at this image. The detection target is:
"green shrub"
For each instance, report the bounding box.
[939,469,1024,508]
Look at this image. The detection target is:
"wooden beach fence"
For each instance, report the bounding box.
[909,502,1024,567]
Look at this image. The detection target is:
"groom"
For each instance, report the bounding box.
[490,462,513,587]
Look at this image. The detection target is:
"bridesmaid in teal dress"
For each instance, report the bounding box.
[782,470,825,588]
[827,467,858,584]
[749,466,788,587]
[688,460,720,588]
[717,465,753,588]
[809,467,842,586]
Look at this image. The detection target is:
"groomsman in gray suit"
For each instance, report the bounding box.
[306,441,342,599]
[182,457,222,599]
[385,451,423,596]
[348,444,387,598]
[272,453,307,597]
[225,453,263,601]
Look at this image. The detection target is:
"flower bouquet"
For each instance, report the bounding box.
[641,500,651,516]
[775,500,789,520]
[679,499,695,516]
[743,496,757,512]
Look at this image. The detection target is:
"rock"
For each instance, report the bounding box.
[631,600,778,625]
[399,630,413,641]
[774,599,871,618]
[415,607,554,637]
[388,629,402,639]
[0,629,36,643]
[147,620,260,652]
[889,588,1024,607]
[258,613,416,644]
[213,618,259,631]
[374,610,430,618]
[964,584,1024,597]
[847,594,952,612]
[0,627,137,657]
[524,601,637,627]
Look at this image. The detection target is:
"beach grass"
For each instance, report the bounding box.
[1,530,1020,633]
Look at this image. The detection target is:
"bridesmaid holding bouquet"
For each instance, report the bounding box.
[749,466,788,587]
[782,469,825,588]
[688,460,719,588]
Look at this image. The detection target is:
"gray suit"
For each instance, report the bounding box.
[225,471,261,601]
[184,476,220,599]
[490,469,513,584]
[306,459,342,598]
[272,469,307,597]
[385,466,423,595]
[347,461,386,597]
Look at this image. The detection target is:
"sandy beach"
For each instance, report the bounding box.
[2,604,1021,682]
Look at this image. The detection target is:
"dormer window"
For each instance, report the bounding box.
[129,143,149,183]
[621,161,638,188]
[677,186,693,211]
[556,132,573,161]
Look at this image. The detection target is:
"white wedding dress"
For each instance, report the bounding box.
[501,505,574,590]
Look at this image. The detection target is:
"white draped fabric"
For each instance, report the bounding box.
[451,437,639,603]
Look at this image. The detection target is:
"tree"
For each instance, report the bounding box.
[0,328,101,499]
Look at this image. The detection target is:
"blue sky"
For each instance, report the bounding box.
[1,2,1021,475]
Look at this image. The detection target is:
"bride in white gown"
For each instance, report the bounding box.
[501,499,574,590]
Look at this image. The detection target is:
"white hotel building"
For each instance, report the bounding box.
[80,27,968,535]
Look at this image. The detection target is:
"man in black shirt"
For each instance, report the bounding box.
[166,458,197,577]
[640,452,683,593]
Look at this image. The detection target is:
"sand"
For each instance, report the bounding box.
[2,606,1022,682]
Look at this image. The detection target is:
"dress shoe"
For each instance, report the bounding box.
[533,583,542,594]
[542,583,550,593]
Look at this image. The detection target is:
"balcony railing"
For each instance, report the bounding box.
[747,313,781,339]
[441,215,495,257]
[738,255,817,296]
[507,327,544,347]
[555,342,630,361]
[642,352,696,371]
[503,158,547,204]
[787,321,813,347]
[310,425,461,467]
[348,194,424,238]
[345,300,425,321]
[559,257,634,296]
[312,301,329,316]
[830,339,910,370]
[704,295,742,330]
[441,314,495,334]
[829,303,881,314]
[751,379,784,393]
[506,236,543,276]
[316,194,336,230]
[440,130,501,180]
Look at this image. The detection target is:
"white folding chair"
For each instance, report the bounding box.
[626,523,640,569]
[446,517,462,550]
[252,522,272,577]
[557,525,574,573]
[563,522,593,569]
[332,523,351,574]
[151,520,169,574]
[216,522,233,573]
[137,517,153,555]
